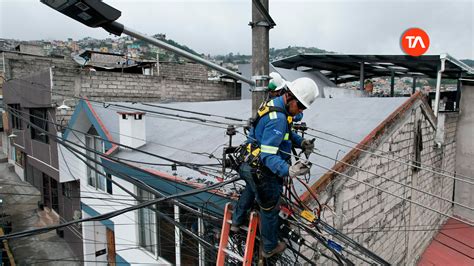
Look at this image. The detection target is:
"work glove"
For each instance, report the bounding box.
[301,139,315,157]
[289,160,311,177]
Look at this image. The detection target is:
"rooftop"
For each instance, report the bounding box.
[87,97,409,195]
[418,218,474,266]
[272,53,474,84]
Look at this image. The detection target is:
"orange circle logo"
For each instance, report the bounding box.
[401,28,430,56]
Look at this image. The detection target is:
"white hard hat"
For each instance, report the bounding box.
[287,77,319,108]
[268,72,287,91]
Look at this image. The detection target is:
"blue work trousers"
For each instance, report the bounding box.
[232,163,283,252]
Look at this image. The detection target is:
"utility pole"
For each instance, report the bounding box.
[251,0,271,116]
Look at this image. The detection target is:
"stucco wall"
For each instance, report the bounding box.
[307,100,456,265]
[454,84,474,222]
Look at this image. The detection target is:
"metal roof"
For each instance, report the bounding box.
[272,53,474,84]
[418,218,473,265]
[89,97,408,196]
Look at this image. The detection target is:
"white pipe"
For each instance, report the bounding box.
[174,204,181,266]
[122,25,256,86]
[434,58,446,117]
[198,210,205,266]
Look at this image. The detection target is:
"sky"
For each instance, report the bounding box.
[0,0,473,59]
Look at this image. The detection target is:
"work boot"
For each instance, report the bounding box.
[263,241,287,258]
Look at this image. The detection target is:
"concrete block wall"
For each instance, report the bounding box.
[51,67,239,123]
[2,52,76,80]
[159,62,208,80]
[309,102,457,265]
[454,84,474,221]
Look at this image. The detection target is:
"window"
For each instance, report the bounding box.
[51,177,59,213]
[62,182,73,198]
[137,188,158,255]
[86,127,107,192]
[9,104,22,129]
[136,189,177,263]
[30,108,49,143]
[15,149,25,168]
[412,120,423,172]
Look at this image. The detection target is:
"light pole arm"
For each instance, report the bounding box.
[106,22,256,86]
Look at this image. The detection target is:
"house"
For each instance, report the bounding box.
[2,50,472,264]
[0,50,242,262]
[57,94,441,264]
[273,53,474,224]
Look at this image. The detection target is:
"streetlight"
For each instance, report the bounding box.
[7,131,19,139]
[40,0,256,86]
[56,99,75,115]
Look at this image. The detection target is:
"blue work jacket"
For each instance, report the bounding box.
[248,96,304,177]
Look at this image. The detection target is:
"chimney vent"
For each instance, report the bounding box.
[118,112,146,149]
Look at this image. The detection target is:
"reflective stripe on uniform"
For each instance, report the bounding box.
[267,100,277,119]
[260,145,279,154]
[284,133,289,140]
[269,111,277,119]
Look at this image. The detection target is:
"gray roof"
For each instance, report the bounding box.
[90,97,409,195]
[272,53,474,84]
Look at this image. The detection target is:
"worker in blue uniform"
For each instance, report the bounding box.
[267,72,304,123]
[231,77,319,258]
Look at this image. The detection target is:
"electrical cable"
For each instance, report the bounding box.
[59,131,226,221]
[305,126,474,181]
[241,130,473,226]
[312,150,473,211]
[304,131,474,185]
[139,102,246,122]
[59,140,220,257]
[34,119,228,262]
[9,106,237,221]
[0,175,238,241]
[7,76,471,184]
[7,77,466,264]
[7,106,231,182]
[301,155,473,227]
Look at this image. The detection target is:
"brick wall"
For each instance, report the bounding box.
[2,52,240,126]
[307,100,457,265]
[51,67,239,122]
[159,62,208,80]
[1,51,76,80]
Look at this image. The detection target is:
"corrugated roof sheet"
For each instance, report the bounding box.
[418,218,473,266]
[89,97,408,195]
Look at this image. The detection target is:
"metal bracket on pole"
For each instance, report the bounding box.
[251,75,270,92]
[248,21,272,28]
[251,0,276,28]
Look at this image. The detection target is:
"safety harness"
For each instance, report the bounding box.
[237,101,293,172]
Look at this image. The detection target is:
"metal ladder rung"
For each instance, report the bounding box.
[216,203,259,266]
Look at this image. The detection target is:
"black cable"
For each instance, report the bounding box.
[3,84,394,262]
[6,109,229,262]
[8,106,230,179]
[8,107,232,232]
[8,106,232,211]
[0,175,238,241]
[58,130,226,221]
[6,77,246,128]
[63,124,228,219]
[140,102,246,122]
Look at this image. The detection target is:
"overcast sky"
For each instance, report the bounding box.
[0,0,472,59]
